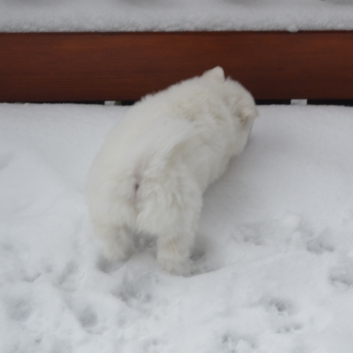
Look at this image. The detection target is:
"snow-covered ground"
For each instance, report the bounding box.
[1,103,353,353]
[1,0,353,32]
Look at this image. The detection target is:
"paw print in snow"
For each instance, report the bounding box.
[6,297,32,322]
[221,334,257,353]
[261,296,303,334]
[329,259,353,289]
[307,230,335,255]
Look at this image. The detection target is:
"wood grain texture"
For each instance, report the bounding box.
[1,32,353,102]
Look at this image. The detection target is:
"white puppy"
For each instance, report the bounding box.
[87,67,257,275]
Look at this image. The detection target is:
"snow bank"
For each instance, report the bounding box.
[1,103,353,352]
[1,0,353,32]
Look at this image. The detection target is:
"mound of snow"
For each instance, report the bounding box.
[1,0,353,32]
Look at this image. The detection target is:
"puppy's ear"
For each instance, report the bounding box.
[203,66,225,81]
[233,83,258,123]
[239,103,258,124]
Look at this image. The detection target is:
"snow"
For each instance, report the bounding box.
[1,103,353,353]
[1,0,353,32]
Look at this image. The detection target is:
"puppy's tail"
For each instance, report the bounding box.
[130,117,194,176]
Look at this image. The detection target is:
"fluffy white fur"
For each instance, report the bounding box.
[87,67,258,275]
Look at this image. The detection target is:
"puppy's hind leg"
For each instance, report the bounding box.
[157,231,195,275]
[93,222,134,262]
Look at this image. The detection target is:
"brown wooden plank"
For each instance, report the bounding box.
[0,31,353,102]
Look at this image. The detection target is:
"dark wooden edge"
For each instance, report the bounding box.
[1,31,353,102]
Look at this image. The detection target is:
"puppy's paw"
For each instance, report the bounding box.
[94,225,135,262]
[158,257,192,276]
[98,235,134,263]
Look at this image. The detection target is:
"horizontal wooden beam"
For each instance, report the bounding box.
[1,31,353,102]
